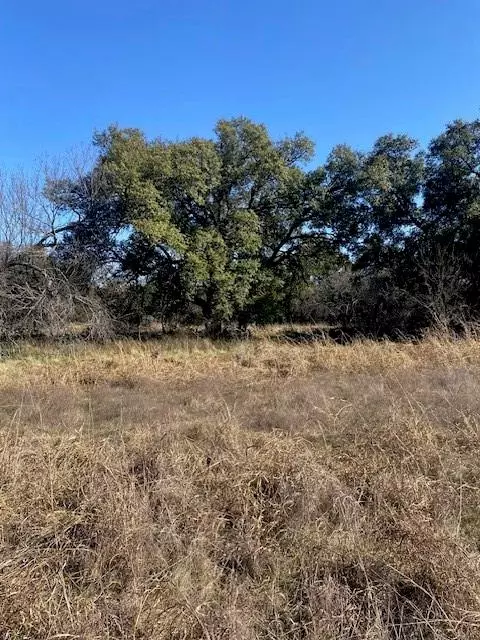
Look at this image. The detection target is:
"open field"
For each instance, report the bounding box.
[1,330,480,638]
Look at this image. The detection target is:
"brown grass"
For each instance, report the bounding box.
[1,330,480,638]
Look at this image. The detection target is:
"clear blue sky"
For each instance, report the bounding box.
[2,0,480,168]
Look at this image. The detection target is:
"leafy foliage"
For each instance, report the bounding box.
[4,115,480,337]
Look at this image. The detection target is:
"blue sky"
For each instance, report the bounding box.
[2,0,480,168]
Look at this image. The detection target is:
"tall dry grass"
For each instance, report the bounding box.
[1,330,480,638]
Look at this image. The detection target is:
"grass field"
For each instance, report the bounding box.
[1,329,480,639]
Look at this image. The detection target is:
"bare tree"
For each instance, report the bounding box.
[0,246,113,340]
[0,147,114,340]
[0,167,46,246]
[414,245,467,330]
[0,144,100,247]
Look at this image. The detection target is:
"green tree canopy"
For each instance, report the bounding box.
[66,117,341,331]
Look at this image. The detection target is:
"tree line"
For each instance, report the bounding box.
[1,115,480,339]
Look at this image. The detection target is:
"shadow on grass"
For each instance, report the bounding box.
[273,326,360,345]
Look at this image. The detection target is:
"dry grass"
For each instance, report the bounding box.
[1,329,480,638]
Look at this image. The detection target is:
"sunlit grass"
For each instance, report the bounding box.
[1,328,480,637]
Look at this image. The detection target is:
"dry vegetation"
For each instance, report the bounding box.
[1,328,480,638]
